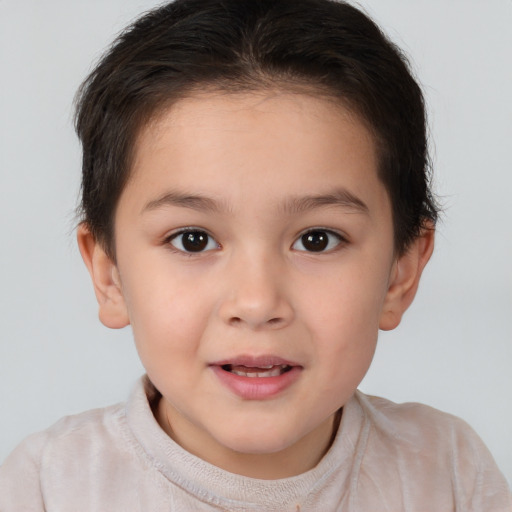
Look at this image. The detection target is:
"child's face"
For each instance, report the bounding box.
[84,91,430,478]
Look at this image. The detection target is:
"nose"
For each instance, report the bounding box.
[218,250,294,330]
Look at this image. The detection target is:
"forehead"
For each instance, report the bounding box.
[124,91,388,219]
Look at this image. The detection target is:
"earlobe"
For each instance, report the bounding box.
[379,226,435,331]
[77,224,130,329]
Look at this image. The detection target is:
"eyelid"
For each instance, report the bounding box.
[165,227,220,253]
[292,227,348,253]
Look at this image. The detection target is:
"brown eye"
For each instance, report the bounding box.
[302,231,328,251]
[170,230,218,253]
[293,230,342,252]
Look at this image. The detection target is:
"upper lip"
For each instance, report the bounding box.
[210,355,302,368]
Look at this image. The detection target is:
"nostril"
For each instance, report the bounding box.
[228,316,284,328]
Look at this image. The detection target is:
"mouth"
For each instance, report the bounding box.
[211,355,302,399]
[221,364,293,378]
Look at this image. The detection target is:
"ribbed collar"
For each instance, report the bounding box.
[125,376,365,510]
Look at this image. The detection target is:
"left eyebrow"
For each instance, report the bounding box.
[280,188,369,215]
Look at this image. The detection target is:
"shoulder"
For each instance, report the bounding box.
[2,401,127,454]
[351,391,512,510]
[1,401,126,465]
[354,390,490,463]
[44,402,126,452]
[0,402,131,511]
[355,391,474,440]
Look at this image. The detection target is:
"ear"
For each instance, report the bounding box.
[379,226,435,331]
[77,224,130,329]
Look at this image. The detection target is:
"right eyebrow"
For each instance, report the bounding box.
[141,190,227,215]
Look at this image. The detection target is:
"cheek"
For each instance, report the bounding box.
[307,268,389,332]
[300,266,389,374]
[308,287,381,401]
[120,269,213,361]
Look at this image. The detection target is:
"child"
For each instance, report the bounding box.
[1,0,510,509]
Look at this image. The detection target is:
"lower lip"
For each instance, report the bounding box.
[211,365,302,400]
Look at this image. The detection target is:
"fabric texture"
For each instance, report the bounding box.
[1,376,511,511]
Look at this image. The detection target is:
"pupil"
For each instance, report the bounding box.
[302,231,328,252]
[183,232,208,252]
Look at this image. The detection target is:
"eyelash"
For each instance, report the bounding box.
[165,228,220,254]
[164,227,347,254]
[292,228,347,253]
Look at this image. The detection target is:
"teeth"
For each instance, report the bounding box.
[229,364,290,378]
[232,368,281,378]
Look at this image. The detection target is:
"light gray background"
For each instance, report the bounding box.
[1,0,511,485]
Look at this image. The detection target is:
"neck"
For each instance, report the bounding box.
[156,398,342,479]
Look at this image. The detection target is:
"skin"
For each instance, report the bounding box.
[79,91,434,479]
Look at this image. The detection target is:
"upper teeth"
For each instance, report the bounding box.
[230,364,289,378]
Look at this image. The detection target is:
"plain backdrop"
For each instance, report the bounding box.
[1,0,511,485]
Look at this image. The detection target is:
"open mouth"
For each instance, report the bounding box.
[213,359,301,398]
[221,364,293,378]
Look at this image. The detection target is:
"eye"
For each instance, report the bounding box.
[168,230,219,253]
[292,229,343,253]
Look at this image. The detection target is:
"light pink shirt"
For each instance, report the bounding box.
[1,377,510,511]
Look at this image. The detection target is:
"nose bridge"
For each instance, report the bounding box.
[219,245,293,329]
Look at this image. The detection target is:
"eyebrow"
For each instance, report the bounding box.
[141,187,369,216]
[142,191,227,214]
[280,189,369,215]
